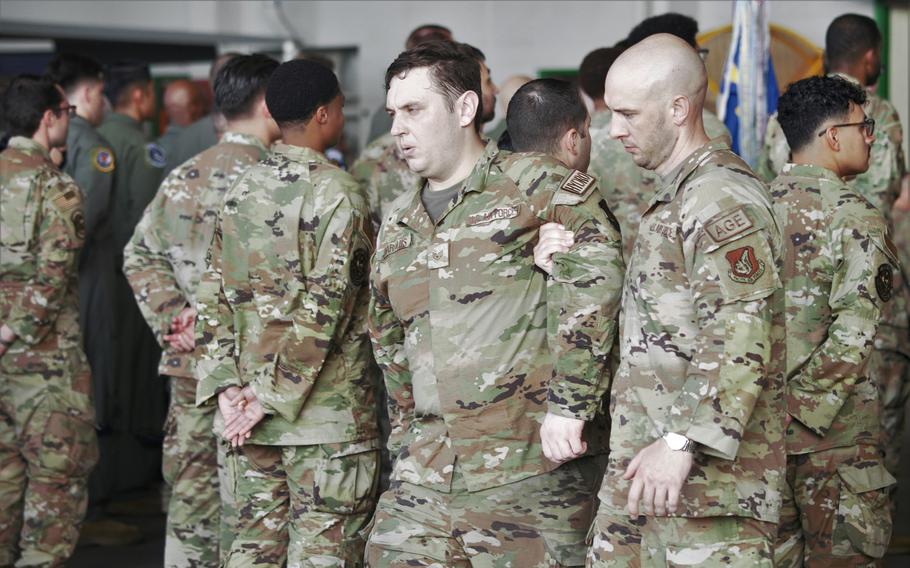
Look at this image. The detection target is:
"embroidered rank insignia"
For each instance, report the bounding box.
[145,143,167,168]
[705,207,754,243]
[876,264,893,302]
[52,189,80,212]
[559,170,595,195]
[725,245,765,284]
[91,147,115,173]
[350,248,369,286]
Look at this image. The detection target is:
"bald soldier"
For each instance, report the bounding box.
[158,79,206,165]
[538,35,785,566]
[486,74,532,143]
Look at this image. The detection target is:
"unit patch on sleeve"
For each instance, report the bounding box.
[351,248,369,286]
[145,143,167,168]
[71,210,86,240]
[876,264,893,302]
[52,189,81,212]
[725,245,765,284]
[91,147,115,173]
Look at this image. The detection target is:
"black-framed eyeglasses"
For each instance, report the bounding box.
[817,117,875,138]
[697,48,710,61]
[53,105,77,118]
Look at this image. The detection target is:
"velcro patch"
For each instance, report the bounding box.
[559,170,595,195]
[382,233,411,259]
[705,207,754,243]
[467,205,520,226]
[725,245,765,284]
[91,147,115,173]
[52,189,80,212]
[145,143,166,168]
[876,264,893,302]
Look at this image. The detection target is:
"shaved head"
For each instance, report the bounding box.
[497,74,533,115]
[604,34,710,175]
[164,79,205,127]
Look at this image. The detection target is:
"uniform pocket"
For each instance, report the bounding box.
[314,447,380,515]
[34,411,99,477]
[834,461,895,559]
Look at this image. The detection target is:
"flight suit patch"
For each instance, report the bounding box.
[705,207,754,243]
[145,143,166,168]
[725,245,765,284]
[91,147,115,173]
[876,264,893,302]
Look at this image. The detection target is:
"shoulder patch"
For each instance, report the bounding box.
[351,248,370,286]
[71,210,86,240]
[91,147,115,173]
[52,189,80,212]
[145,143,166,168]
[704,207,754,243]
[559,170,596,195]
[725,245,766,284]
[876,264,893,302]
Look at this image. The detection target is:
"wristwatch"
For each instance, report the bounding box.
[662,432,695,453]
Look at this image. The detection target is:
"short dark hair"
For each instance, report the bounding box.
[507,78,588,156]
[628,12,699,48]
[825,14,881,68]
[777,75,867,152]
[405,24,453,50]
[265,59,340,128]
[1,75,64,138]
[385,41,483,129]
[578,47,624,100]
[45,53,103,93]
[214,54,279,120]
[105,62,151,108]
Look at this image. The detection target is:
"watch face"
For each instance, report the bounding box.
[664,433,685,450]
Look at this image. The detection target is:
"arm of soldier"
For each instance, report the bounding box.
[123,170,190,347]
[666,207,782,461]
[249,188,372,423]
[5,175,84,345]
[194,223,243,406]
[70,145,114,239]
[368,244,414,459]
[787,222,892,435]
[756,116,787,183]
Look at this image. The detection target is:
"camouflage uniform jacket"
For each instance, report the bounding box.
[757,73,909,355]
[369,141,625,493]
[350,132,421,230]
[195,143,378,447]
[771,163,899,455]
[0,137,86,366]
[588,109,731,259]
[601,140,787,522]
[123,132,269,379]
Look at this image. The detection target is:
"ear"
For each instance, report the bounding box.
[456,90,480,128]
[670,95,690,126]
[824,127,841,152]
[561,127,580,158]
[315,105,330,125]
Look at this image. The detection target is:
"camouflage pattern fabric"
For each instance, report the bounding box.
[587,109,730,259]
[221,440,379,567]
[123,131,269,567]
[588,513,775,567]
[367,455,606,568]
[350,133,421,230]
[369,141,623,495]
[590,140,787,563]
[0,136,99,567]
[775,445,894,567]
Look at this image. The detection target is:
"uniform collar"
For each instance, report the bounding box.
[396,138,499,235]
[7,136,51,161]
[781,162,844,184]
[106,112,142,131]
[650,139,732,207]
[270,142,332,166]
[221,131,269,153]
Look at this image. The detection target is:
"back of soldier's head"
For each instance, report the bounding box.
[105,61,152,109]
[579,47,624,101]
[777,75,866,152]
[1,75,64,138]
[405,24,454,50]
[210,52,241,86]
[265,59,340,129]
[385,40,483,124]
[45,54,104,94]
[507,78,587,156]
[628,12,699,48]
[825,14,881,68]
[214,54,279,121]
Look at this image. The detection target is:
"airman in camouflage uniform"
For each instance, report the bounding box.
[581,35,785,567]
[194,60,379,567]
[767,75,897,567]
[366,41,623,567]
[350,133,421,229]
[124,54,280,567]
[0,77,99,567]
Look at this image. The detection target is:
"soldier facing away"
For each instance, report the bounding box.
[541,34,786,566]
[758,14,910,483]
[365,40,624,567]
[770,75,897,567]
[123,54,280,568]
[194,59,379,567]
[0,75,99,567]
